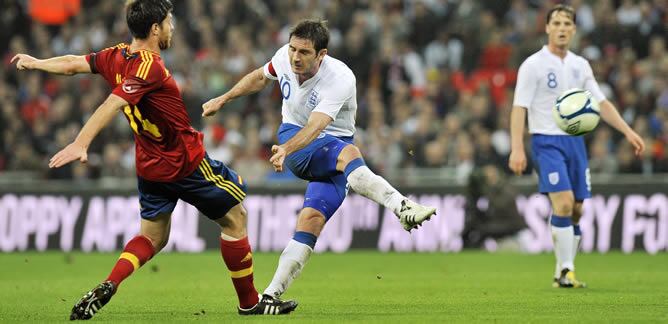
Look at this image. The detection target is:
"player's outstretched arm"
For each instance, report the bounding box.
[202,67,271,117]
[11,54,91,75]
[269,112,332,172]
[508,105,528,175]
[49,94,127,168]
[599,100,645,156]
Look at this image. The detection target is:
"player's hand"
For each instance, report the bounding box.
[202,96,228,117]
[49,142,88,168]
[508,149,527,176]
[10,53,37,70]
[269,145,287,172]
[625,130,645,156]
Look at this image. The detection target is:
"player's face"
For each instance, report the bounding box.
[546,11,576,48]
[288,37,326,76]
[158,13,174,50]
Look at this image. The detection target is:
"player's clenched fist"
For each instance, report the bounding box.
[269,145,286,172]
[202,96,228,117]
[10,54,37,70]
[508,150,527,175]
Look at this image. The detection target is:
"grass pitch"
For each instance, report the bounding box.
[0,251,666,323]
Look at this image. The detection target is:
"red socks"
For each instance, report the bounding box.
[104,234,258,309]
[106,235,155,288]
[220,236,259,309]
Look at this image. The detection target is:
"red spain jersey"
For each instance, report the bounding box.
[86,43,205,181]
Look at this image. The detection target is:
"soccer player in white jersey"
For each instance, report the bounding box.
[509,4,645,288]
[202,19,437,303]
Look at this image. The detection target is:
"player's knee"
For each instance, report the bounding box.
[343,144,362,158]
[296,209,326,236]
[337,145,362,168]
[553,200,575,216]
[338,145,365,174]
[218,204,248,236]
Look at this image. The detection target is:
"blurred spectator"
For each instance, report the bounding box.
[1,0,667,183]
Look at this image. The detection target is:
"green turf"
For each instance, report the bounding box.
[0,251,666,323]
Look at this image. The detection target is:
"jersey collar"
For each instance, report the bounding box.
[542,45,572,63]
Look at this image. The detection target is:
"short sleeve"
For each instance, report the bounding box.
[582,60,606,103]
[85,47,116,77]
[313,77,355,120]
[263,61,278,80]
[513,60,537,109]
[263,44,288,81]
[111,52,164,105]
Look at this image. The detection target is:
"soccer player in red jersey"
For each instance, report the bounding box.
[11,0,296,319]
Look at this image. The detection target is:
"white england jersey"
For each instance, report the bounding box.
[513,46,606,135]
[263,44,357,137]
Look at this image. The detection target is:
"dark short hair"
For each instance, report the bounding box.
[546,4,576,25]
[126,0,173,39]
[289,19,329,52]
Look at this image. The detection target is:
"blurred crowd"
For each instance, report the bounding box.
[1,0,667,184]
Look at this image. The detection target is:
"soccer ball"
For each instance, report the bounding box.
[552,88,601,136]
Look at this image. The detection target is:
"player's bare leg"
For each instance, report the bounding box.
[263,208,324,301]
[217,204,297,315]
[337,145,436,231]
[70,213,170,320]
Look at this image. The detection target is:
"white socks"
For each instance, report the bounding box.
[263,240,313,298]
[346,166,405,214]
[554,225,582,278]
[550,218,575,272]
[573,231,581,264]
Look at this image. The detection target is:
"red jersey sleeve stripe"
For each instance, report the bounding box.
[268,62,277,77]
[143,52,155,79]
[136,51,154,80]
[138,51,152,80]
[135,51,148,79]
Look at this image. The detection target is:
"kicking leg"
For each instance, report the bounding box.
[337,144,436,231]
[70,212,169,320]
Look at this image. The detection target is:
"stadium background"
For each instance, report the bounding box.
[0,0,667,254]
[1,1,667,322]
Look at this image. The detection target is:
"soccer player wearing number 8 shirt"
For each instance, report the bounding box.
[509,4,645,288]
[11,0,296,319]
[202,19,437,304]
